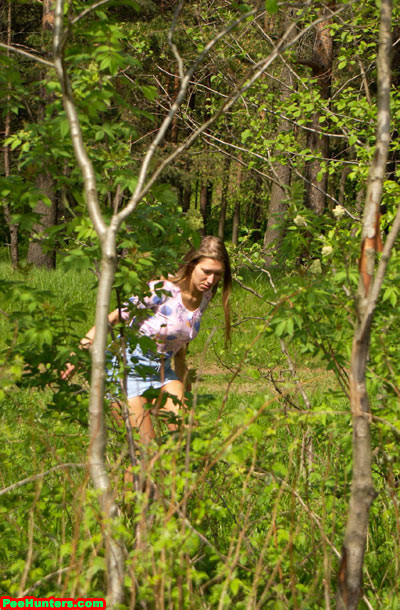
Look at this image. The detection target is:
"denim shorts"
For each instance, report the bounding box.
[106,343,178,399]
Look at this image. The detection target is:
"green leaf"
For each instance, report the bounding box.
[59,118,70,138]
[241,129,252,143]
[348,134,357,146]
[230,578,242,595]
[274,319,286,337]
[10,138,22,150]
[265,0,278,13]
[140,85,158,101]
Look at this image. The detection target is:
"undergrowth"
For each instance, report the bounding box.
[1,261,400,608]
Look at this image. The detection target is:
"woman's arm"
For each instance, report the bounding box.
[174,345,189,388]
[79,309,121,348]
[61,309,121,379]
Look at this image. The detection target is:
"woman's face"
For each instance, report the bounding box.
[190,257,224,294]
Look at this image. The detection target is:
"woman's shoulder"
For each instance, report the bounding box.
[162,278,181,294]
[149,278,179,300]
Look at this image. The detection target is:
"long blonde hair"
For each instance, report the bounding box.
[171,236,232,343]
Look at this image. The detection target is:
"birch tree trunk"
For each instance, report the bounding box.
[53,4,125,604]
[337,1,394,607]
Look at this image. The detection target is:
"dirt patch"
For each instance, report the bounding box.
[188,360,339,398]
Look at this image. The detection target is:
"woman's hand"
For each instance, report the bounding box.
[61,338,92,380]
[61,360,76,380]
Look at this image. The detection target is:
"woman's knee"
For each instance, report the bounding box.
[161,380,185,403]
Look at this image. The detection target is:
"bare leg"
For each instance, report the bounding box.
[111,396,155,444]
[112,396,156,490]
[111,380,185,441]
[157,380,185,432]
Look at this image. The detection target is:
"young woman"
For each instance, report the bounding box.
[64,236,232,443]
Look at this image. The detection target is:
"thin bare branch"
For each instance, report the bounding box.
[53,2,106,241]
[233,277,262,299]
[70,0,114,25]
[21,567,73,596]
[123,2,349,210]
[0,42,54,67]
[117,6,261,224]
[0,463,85,497]
[168,0,185,80]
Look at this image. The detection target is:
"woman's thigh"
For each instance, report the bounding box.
[155,380,185,430]
[111,396,155,443]
[160,380,185,410]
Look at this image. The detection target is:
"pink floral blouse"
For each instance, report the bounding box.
[120,280,213,357]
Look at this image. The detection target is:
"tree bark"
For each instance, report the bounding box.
[232,159,243,245]
[170,74,180,143]
[54,5,125,604]
[263,163,290,265]
[232,200,240,245]
[337,2,393,607]
[263,10,295,265]
[27,0,57,268]
[200,179,213,235]
[250,175,264,242]
[89,231,125,604]
[182,179,191,212]
[299,6,333,215]
[218,156,231,240]
[27,174,57,269]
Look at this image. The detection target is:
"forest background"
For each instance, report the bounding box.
[1,0,400,608]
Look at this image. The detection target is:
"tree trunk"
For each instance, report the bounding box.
[232,159,243,245]
[200,179,213,235]
[263,10,295,265]
[54,6,126,603]
[182,179,191,212]
[337,2,393,606]
[218,156,231,240]
[299,7,333,215]
[27,0,57,268]
[89,233,125,605]
[3,0,19,268]
[27,173,57,268]
[251,175,264,242]
[194,178,199,209]
[263,163,290,265]
[232,200,240,245]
